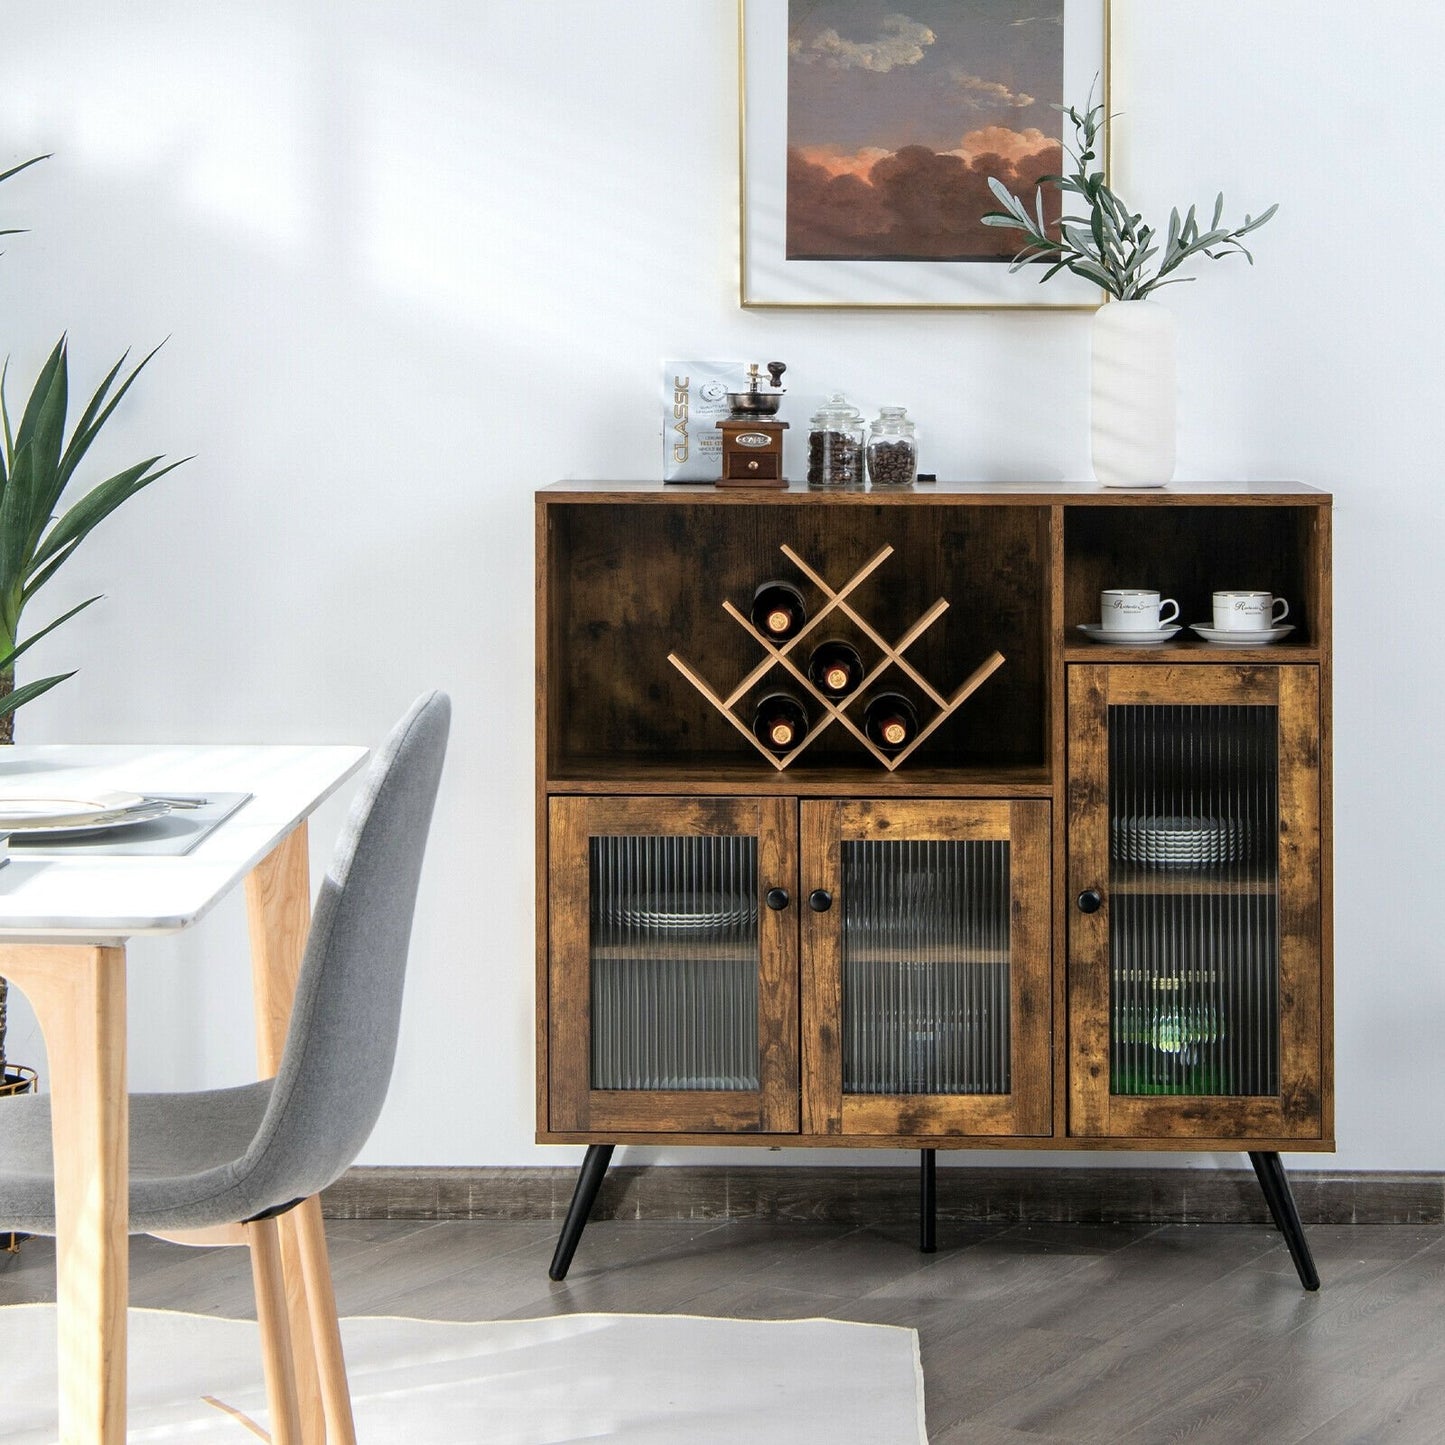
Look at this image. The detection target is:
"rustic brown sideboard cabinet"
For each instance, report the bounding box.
[535,480,1332,1290]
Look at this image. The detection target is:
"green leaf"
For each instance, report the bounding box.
[0,154,49,186]
[55,342,166,498]
[23,348,71,552]
[11,338,65,460]
[19,536,81,606]
[31,455,190,569]
[0,439,38,605]
[0,595,100,672]
[0,669,77,719]
[0,356,14,463]
[1067,256,1115,288]
[1239,202,1280,233]
[985,176,1019,207]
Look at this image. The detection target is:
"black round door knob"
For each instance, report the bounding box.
[808,889,833,912]
[765,888,790,911]
[1076,889,1103,914]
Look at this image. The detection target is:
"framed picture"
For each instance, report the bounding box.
[739,0,1112,310]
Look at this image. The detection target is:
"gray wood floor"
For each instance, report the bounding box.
[5,1217,1444,1442]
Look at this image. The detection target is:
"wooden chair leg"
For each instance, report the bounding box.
[249,1217,304,1445]
[246,826,326,1442]
[294,1196,358,1445]
[276,1214,327,1440]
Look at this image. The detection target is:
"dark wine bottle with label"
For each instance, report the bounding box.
[863,691,920,753]
[807,639,864,699]
[750,581,806,642]
[751,691,809,753]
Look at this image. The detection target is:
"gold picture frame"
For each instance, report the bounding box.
[739,0,1114,310]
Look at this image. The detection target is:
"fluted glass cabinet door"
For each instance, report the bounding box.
[547,797,798,1134]
[801,800,1052,1137]
[1067,666,1325,1142]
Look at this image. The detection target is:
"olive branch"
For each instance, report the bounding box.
[982,92,1278,301]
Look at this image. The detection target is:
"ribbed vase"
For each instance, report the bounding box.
[1090,298,1177,487]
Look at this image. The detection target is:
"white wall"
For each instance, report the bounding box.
[0,2,1439,1173]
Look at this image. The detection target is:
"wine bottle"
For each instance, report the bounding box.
[806,639,864,699]
[751,691,809,753]
[750,580,806,641]
[863,692,920,752]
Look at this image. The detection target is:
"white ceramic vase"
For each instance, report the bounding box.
[1090,298,1177,487]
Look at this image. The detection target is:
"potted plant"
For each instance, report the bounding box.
[982,95,1277,487]
[0,150,187,1083]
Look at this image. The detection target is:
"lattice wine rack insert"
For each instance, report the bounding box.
[667,543,1005,772]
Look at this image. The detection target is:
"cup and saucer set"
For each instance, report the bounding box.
[1078,589,1294,647]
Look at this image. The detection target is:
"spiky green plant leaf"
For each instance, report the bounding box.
[0,341,188,717]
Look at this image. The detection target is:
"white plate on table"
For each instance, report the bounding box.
[0,792,172,838]
[1076,622,1182,646]
[1189,624,1294,646]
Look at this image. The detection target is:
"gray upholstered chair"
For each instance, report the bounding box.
[0,690,451,1445]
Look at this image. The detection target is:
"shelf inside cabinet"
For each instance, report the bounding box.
[1109,864,1278,896]
[546,755,1054,796]
[1065,639,1322,664]
[1063,504,1327,651]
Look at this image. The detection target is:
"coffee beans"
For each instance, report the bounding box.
[867,438,917,488]
[807,429,863,488]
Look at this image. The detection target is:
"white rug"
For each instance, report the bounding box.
[1,1306,927,1443]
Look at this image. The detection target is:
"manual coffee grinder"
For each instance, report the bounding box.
[716,361,788,487]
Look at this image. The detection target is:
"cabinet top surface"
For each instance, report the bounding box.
[538,479,1330,505]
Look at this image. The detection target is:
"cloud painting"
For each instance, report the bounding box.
[786,0,1065,261]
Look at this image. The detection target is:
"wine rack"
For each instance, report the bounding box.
[666,543,1005,772]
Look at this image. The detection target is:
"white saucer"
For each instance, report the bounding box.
[1189,623,1295,646]
[1077,622,1182,646]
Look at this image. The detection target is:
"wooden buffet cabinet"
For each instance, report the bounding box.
[536,480,1332,1288]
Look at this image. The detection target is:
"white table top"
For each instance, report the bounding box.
[0,744,368,940]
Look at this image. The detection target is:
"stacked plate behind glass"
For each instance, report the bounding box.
[1112,814,1254,869]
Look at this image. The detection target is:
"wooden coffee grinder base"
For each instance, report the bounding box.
[717,419,789,487]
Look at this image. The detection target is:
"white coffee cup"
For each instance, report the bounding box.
[1212,591,1289,632]
[1101,588,1180,632]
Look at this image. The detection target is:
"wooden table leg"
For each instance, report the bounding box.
[2,944,128,1444]
[246,822,356,1444]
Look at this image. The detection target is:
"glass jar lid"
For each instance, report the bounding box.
[869,405,915,436]
[809,393,864,429]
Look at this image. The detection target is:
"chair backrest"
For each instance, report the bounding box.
[236,691,450,1208]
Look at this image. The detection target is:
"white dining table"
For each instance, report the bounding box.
[0,743,368,1444]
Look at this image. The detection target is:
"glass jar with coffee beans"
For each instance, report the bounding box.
[866,406,918,489]
[806,393,865,489]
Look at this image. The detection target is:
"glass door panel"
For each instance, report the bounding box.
[803,800,1051,1138]
[590,833,759,1092]
[1109,704,1279,1097]
[548,797,798,1135]
[841,838,1011,1096]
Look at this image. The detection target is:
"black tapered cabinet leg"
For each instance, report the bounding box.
[549,1144,614,1281]
[1248,1151,1320,1291]
[920,1149,937,1254]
